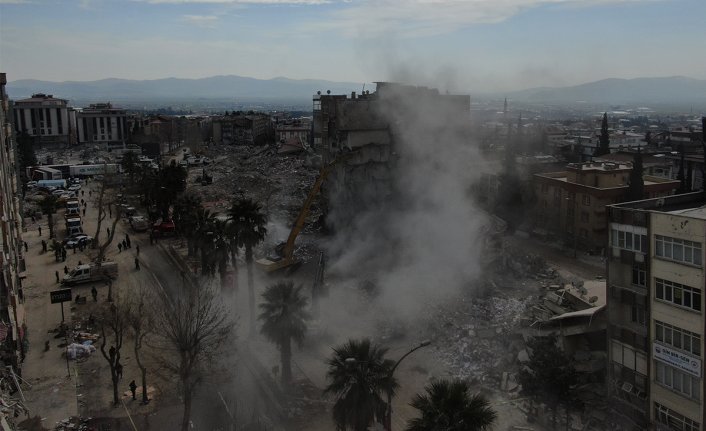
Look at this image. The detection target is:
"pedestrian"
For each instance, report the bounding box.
[41,239,47,252]
[38,225,42,236]
[109,208,112,218]
[122,239,127,250]
[80,199,84,206]
[83,208,86,216]
[135,257,140,270]
[129,380,137,400]
[125,237,131,249]
[91,286,97,302]
[78,260,82,265]
[31,215,35,223]
[107,227,110,236]
[73,245,76,254]
[55,270,59,283]
[61,249,67,262]
[23,241,27,252]
[64,265,68,274]
[135,244,140,256]
[88,190,92,197]
[116,362,123,380]
[81,190,84,197]
[118,243,122,253]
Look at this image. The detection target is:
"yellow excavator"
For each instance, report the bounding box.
[255,153,351,273]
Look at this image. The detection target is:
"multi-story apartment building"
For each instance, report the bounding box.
[607,192,706,431]
[12,93,76,147]
[275,120,311,144]
[312,83,470,229]
[534,161,680,252]
[0,73,27,372]
[212,114,270,146]
[76,103,128,145]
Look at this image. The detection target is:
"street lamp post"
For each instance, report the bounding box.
[385,340,431,431]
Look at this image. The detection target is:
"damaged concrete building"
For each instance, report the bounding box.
[312,82,471,228]
[533,161,680,253]
[607,192,706,431]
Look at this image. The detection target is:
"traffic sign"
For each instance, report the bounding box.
[50,288,72,304]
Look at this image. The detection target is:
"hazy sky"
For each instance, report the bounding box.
[1,0,705,92]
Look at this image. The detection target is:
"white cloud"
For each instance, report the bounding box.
[182,14,220,27]
[310,0,660,38]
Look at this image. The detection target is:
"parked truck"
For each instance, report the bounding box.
[36,179,67,190]
[65,216,83,236]
[62,262,118,286]
[69,164,120,178]
[65,198,80,215]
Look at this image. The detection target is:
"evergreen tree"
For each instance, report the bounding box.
[15,131,37,176]
[594,112,610,156]
[626,147,645,201]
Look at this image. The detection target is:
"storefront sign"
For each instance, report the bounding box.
[654,343,701,377]
[50,288,72,304]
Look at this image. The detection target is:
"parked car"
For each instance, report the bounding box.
[68,184,81,192]
[26,181,38,188]
[63,233,93,249]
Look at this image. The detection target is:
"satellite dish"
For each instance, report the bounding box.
[317,91,321,95]
[327,90,331,95]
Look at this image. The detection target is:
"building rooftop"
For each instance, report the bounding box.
[16,93,68,103]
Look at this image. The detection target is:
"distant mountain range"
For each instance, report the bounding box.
[498,76,706,106]
[6,75,706,108]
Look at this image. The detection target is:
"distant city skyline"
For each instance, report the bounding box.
[1,0,705,93]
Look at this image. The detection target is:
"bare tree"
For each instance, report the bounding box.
[91,171,122,263]
[97,296,128,406]
[153,279,234,431]
[125,283,154,404]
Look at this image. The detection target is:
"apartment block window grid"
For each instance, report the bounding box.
[655,235,703,267]
[655,402,700,431]
[655,278,702,312]
[611,227,647,253]
[655,360,701,401]
[655,320,701,357]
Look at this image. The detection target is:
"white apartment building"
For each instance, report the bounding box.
[77,103,128,144]
[12,93,75,146]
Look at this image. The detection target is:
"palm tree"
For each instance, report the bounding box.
[194,207,217,275]
[39,195,58,239]
[259,281,310,386]
[228,198,267,336]
[406,380,497,431]
[325,338,398,431]
[173,193,203,257]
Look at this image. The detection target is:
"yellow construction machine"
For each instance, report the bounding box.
[255,154,349,273]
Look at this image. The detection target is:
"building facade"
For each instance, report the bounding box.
[534,161,680,252]
[607,193,706,431]
[12,93,75,147]
[212,114,270,146]
[77,103,128,145]
[0,73,27,373]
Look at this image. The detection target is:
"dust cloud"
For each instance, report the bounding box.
[324,82,489,321]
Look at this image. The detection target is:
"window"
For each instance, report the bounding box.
[655,402,700,431]
[631,304,646,326]
[632,267,646,287]
[313,100,321,110]
[655,278,701,312]
[655,361,701,401]
[582,195,591,206]
[655,320,701,357]
[655,235,703,266]
[611,225,647,253]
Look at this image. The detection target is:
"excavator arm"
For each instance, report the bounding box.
[256,151,354,273]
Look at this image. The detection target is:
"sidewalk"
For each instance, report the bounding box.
[20,216,79,426]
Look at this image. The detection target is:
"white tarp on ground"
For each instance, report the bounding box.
[66,342,96,359]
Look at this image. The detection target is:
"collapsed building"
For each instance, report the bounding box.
[312,82,471,230]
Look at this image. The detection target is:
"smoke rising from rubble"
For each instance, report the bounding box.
[326,83,488,319]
